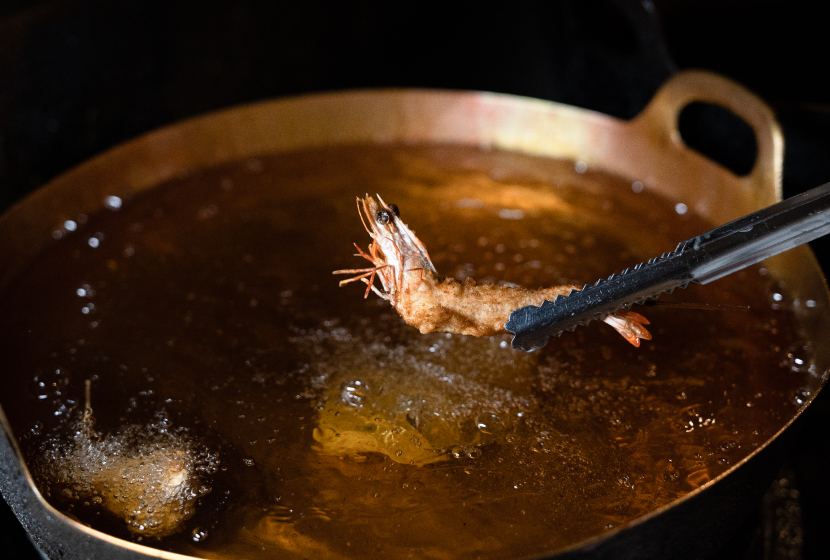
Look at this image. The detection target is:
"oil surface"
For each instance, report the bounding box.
[0,145,814,559]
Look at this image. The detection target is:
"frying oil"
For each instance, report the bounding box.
[0,145,813,559]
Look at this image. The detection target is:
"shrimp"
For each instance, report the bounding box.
[333,195,651,347]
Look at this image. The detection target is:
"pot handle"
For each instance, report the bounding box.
[633,70,784,199]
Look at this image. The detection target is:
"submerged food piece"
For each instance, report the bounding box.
[314,395,446,467]
[311,332,536,466]
[334,196,651,346]
[40,420,215,537]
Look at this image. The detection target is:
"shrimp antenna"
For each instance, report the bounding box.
[357,197,373,236]
[642,301,750,312]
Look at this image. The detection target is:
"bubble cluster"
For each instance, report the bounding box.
[39,419,218,537]
[303,322,539,465]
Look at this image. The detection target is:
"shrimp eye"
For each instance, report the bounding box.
[388,203,400,217]
[375,210,392,224]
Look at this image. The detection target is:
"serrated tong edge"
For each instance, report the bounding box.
[504,244,697,352]
[505,181,830,352]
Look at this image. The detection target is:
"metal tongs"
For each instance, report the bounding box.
[505,182,830,352]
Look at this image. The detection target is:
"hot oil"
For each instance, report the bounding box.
[0,145,812,559]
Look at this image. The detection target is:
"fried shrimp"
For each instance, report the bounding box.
[333,195,652,347]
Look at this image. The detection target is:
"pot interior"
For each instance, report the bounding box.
[1,80,828,560]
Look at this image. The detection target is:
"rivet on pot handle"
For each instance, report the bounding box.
[632,70,784,204]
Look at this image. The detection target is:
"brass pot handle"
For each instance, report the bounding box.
[633,70,784,200]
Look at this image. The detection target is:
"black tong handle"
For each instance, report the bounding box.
[506,181,830,352]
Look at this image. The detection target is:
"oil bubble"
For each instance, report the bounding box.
[104,196,123,210]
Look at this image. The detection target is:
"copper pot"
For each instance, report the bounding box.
[1,70,827,559]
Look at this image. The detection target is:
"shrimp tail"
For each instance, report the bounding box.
[602,310,652,347]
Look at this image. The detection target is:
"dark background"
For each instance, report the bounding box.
[2,1,829,558]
